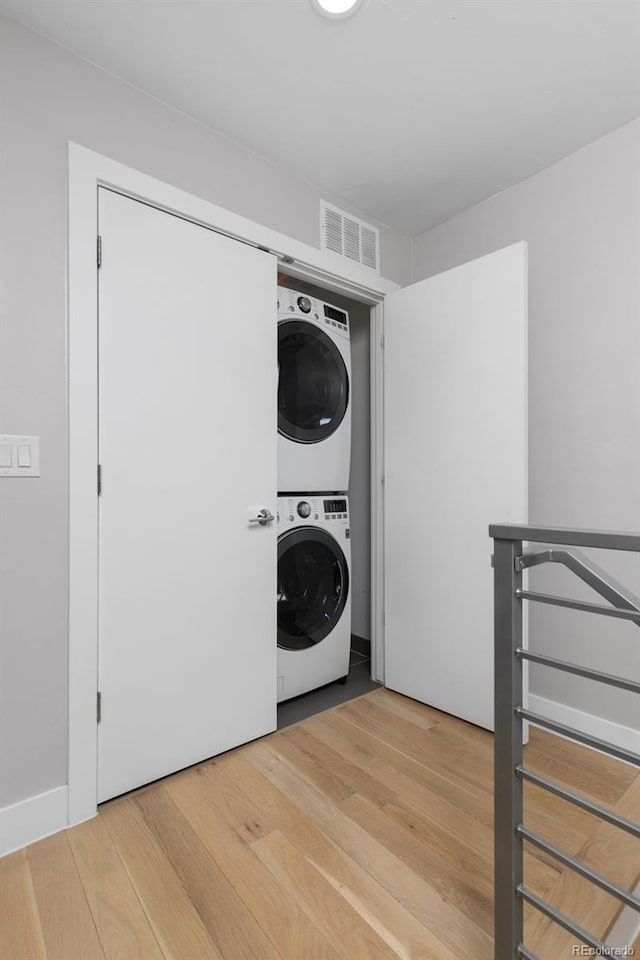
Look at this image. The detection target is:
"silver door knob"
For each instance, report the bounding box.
[249,508,275,526]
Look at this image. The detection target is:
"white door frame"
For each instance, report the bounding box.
[68,141,396,825]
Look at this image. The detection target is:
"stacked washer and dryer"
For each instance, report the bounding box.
[277,285,352,702]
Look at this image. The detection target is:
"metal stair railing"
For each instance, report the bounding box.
[490,523,640,960]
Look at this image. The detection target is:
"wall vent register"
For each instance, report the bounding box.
[320,200,379,273]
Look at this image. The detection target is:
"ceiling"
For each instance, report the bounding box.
[1,0,639,236]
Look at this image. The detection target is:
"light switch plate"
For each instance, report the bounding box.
[0,435,40,477]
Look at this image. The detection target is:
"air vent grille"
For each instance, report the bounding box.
[360,226,378,270]
[343,217,361,262]
[324,207,343,255]
[320,201,379,273]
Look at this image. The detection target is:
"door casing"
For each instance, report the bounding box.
[68,142,393,826]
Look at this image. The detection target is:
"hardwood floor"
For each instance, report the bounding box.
[1,688,638,960]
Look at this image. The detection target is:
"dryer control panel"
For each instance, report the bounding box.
[277,286,350,340]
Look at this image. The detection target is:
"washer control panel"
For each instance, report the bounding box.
[323,498,348,521]
[278,496,350,530]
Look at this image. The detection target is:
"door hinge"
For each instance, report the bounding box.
[97,235,102,269]
[380,336,385,349]
[97,464,102,496]
[97,691,102,723]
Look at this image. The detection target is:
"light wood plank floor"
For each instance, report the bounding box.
[1,688,638,960]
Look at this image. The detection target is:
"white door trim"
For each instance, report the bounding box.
[370,302,385,683]
[68,141,395,826]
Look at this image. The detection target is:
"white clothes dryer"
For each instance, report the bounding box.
[278,286,351,493]
[277,494,351,702]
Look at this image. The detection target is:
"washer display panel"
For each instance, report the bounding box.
[278,320,349,444]
[277,527,349,650]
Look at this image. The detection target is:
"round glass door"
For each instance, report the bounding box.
[277,528,349,650]
[278,320,349,444]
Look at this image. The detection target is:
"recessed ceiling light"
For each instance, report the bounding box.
[311,0,365,20]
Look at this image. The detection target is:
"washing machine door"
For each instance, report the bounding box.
[278,320,349,444]
[277,527,349,650]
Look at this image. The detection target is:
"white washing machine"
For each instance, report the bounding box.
[277,494,351,702]
[278,286,351,493]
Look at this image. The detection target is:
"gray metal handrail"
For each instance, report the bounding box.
[490,524,640,960]
[516,548,640,616]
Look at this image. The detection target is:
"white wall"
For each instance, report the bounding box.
[0,14,410,809]
[412,120,640,731]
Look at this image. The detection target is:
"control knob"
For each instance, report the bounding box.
[297,501,312,518]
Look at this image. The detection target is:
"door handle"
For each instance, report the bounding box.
[249,508,275,526]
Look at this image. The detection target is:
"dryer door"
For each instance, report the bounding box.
[278,320,349,443]
[277,528,349,649]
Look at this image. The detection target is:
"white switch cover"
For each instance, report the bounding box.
[0,436,40,477]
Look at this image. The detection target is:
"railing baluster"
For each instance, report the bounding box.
[517,886,611,952]
[516,707,640,766]
[517,825,640,909]
[516,765,640,838]
[493,536,524,960]
[515,647,640,694]
[517,946,541,960]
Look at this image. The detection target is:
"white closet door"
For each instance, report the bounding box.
[384,243,527,730]
[97,188,277,802]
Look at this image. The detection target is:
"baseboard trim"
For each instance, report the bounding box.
[0,786,68,857]
[528,694,639,762]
